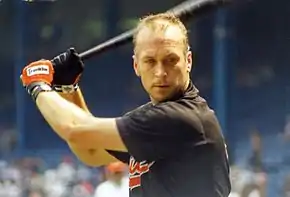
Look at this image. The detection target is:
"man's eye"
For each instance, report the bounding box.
[168,58,176,63]
[164,57,178,65]
[145,59,155,64]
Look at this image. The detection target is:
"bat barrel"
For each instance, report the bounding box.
[169,0,229,21]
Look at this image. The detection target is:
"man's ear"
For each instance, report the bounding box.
[186,51,193,73]
[132,55,140,77]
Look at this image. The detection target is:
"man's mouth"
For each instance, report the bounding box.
[153,84,170,88]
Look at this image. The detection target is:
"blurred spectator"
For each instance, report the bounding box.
[94,162,129,197]
[0,179,21,197]
[229,165,262,197]
[247,130,267,197]
[71,165,94,197]
[27,189,45,197]
[283,174,290,197]
[240,183,261,197]
[283,115,290,141]
[76,165,92,182]
[29,165,45,193]
[71,180,94,197]
[0,127,17,156]
[248,130,264,173]
[0,160,22,197]
[43,169,66,197]
[56,156,76,184]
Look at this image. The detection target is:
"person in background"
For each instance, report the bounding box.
[94,162,128,197]
[248,130,267,197]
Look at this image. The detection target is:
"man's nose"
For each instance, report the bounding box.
[154,63,167,78]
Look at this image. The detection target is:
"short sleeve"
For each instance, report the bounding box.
[105,150,130,164]
[115,102,206,162]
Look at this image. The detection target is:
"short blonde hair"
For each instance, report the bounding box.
[133,12,189,53]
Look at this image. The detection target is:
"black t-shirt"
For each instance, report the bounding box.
[106,82,231,197]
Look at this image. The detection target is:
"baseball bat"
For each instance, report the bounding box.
[79,0,230,60]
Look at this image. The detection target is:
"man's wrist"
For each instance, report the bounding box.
[26,82,53,102]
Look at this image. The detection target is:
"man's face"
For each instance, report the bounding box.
[133,24,192,103]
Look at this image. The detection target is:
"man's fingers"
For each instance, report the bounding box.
[20,75,24,86]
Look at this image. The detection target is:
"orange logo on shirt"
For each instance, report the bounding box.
[129,157,155,190]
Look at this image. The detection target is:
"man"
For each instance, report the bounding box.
[20,13,231,197]
[94,161,129,197]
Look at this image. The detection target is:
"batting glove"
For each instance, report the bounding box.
[20,60,54,101]
[51,47,84,93]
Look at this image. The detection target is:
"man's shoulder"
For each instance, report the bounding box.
[123,95,210,118]
[158,94,211,115]
[122,90,213,123]
[123,102,152,117]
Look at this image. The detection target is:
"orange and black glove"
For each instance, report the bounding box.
[21,60,54,101]
[51,47,84,93]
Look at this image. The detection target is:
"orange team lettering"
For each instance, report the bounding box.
[129,157,155,190]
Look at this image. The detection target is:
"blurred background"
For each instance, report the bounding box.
[0,0,290,196]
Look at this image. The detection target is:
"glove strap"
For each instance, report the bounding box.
[53,84,79,94]
[26,82,53,102]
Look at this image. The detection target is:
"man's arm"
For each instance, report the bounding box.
[58,88,121,166]
[67,141,118,167]
[20,55,127,166]
[57,88,125,166]
[36,91,128,151]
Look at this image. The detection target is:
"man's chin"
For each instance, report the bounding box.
[151,92,172,104]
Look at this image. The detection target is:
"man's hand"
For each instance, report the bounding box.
[51,47,84,93]
[21,60,54,101]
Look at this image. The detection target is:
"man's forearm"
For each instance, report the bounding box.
[35,91,126,151]
[58,88,91,113]
[54,88,123,164]
[67,141,118,167]
[36,91,95,141]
